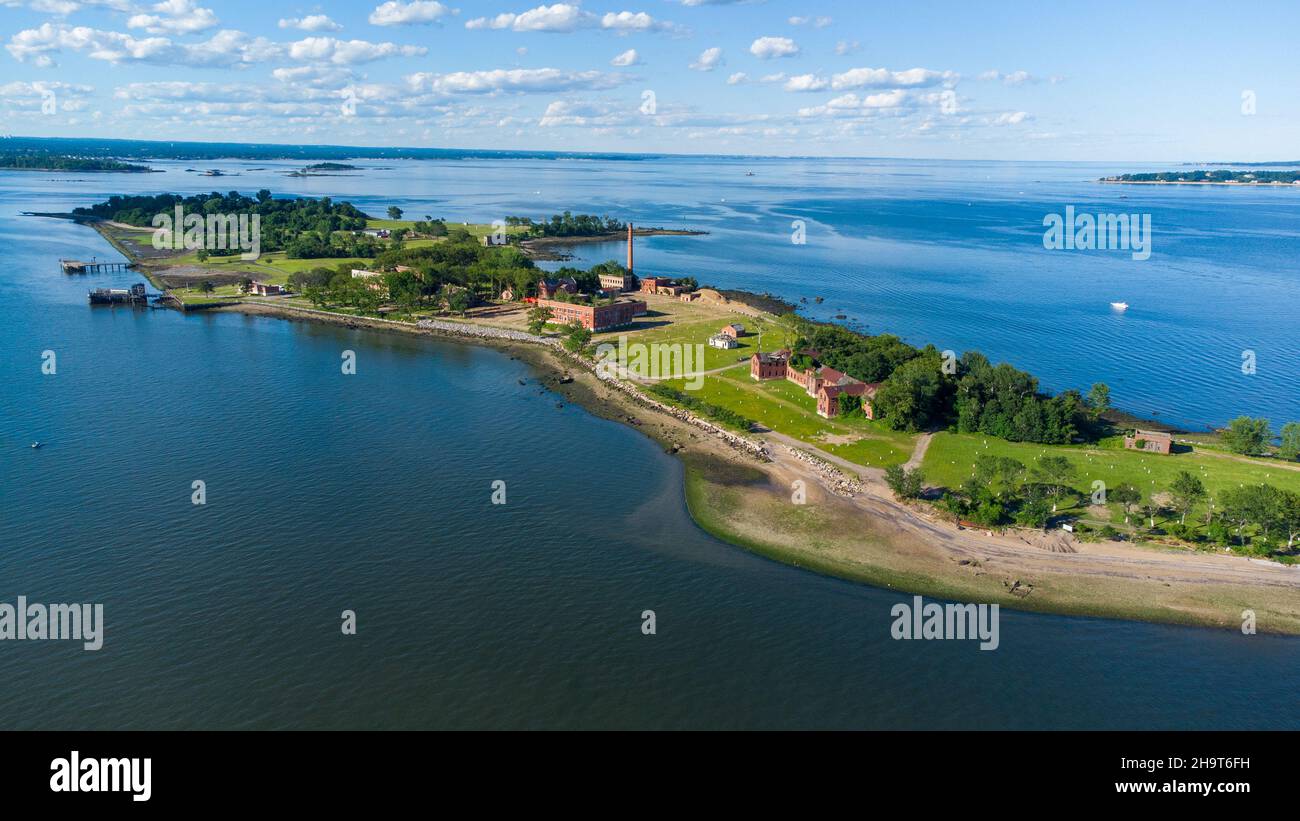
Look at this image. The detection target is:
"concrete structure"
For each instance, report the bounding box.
[708,333,739,349]
[599,271,636,292]
[537,297,647,331]
[1124,429,1173,454]
[351,268,383,279]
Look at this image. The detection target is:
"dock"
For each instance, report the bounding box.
[61,258,134,274]
[88,283,151,305]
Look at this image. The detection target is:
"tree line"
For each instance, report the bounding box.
[74,190,371,258]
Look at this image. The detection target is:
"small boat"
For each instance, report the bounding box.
[745,171,755,177]
[30,441,41,449]
[1110,301,1129,311]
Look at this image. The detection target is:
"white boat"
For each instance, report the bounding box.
[1110,301,1129,311]
[30,441,41,449]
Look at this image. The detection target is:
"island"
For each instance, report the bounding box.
[42,190,1300,635]
[288,162,362,176]
[0,152,156,172]
[1102,169,1300,185]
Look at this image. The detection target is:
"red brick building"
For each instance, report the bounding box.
[816,380,881,419]
[750,349,791,380]
[1124,429,1173,454]
[538,297,647,331]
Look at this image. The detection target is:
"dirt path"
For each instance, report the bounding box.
[904,432,934,471]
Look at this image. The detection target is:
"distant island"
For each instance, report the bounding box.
[1102,170,1300,185]
[0,152,156,173]
[288,162,361,176]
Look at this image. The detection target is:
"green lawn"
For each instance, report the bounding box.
[922,430,1300,527]
[611,314,797,374]
[659,364,914,468]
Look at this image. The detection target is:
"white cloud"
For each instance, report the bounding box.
[979,69,1039,86]
[726,72,747,85]
[465,4,677,33]
[610,48,639,66]
[127,0,219,36]
[369,1,455,26]
[991,110,1030,125]
[6,23,280,68]
[405,67,626,94]
[788,16,831,27]
[279,15,343,33]
[832,66,958,90]
[288,36,427,65]
[835,40,859,56]
[783,73,828,92]
[689,46,722,71]
[749,36,798,59]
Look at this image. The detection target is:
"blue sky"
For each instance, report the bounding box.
[2,0,1298,160]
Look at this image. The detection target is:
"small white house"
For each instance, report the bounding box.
[708,333,739,349]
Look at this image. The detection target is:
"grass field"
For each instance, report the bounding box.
[922,430,1300,527]
[660,364,914,468]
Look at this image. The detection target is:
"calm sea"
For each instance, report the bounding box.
[1,157,1297,729]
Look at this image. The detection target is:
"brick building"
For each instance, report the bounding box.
[538,297,647,331]
[1124,429,1173,454]
[816,380,881,419]
[750,349,791,380]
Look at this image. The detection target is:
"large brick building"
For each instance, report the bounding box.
[538,297,648,331]
[750,349,791,380]
[816,379,881,419]
[751,349,882,418]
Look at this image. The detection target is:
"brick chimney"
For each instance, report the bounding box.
[626,222,634,275]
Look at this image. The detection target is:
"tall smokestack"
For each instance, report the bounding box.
[626,222,634,275]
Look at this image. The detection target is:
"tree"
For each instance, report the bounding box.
[1277,490,1300,550]
[387,206,403,220]
[197,280,214,293]
[973,454,1025,503]
[837,392,863,417]
[1031,455,1076,512]
[563,321,591,353]
[526,304,554,335]
[1168,471,1206,524]
[195,249,209,262]
[1222,416,1271,456]
[872,351,947,432]
[1278,422,1300,462]
[884,465,925,500]
[1086,382,1111,423]
[1014,494,1053,529]
[445,287,471,316]
[1112,483,1141,524]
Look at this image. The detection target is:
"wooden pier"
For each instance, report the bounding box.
[61,258,134,274]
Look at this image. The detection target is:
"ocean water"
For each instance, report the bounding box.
[0,157,1297,729]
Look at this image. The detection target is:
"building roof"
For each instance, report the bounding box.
[753,348,791,363]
